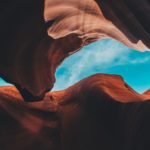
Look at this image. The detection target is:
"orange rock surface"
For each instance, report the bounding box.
[1,1,150,148]
[0,0,150,100]
[0,74,150,150]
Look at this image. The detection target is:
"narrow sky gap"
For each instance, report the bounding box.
[0,39,150,93]
[52,39,150,93]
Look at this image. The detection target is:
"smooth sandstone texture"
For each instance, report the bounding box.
[0,0,150,100]
[0,74,150,150]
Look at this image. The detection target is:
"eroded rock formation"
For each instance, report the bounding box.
[144,89,150,95]
[1,1,150,149]
[0,74,150,150]
[0,0,150,100]
[143,89,150,100]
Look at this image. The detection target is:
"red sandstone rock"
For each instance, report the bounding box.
[0,74,150,150]
[0,0,150,100]
[143,89,150,100]
[143,89,150,95]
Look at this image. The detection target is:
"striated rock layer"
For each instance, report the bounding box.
[0,74,150,150]
[0,0,150,100]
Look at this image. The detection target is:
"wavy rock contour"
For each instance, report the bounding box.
[0,0,150,100]
[0,74,150,150]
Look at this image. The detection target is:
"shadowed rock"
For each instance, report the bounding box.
[1,74,150,150]
[0,0,150,100]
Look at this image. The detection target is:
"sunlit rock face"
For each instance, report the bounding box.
[45,0,149,50]
[96,0,150,49]
[0,74,150,150]
[0,0,150,100]
[144,90,150,95]
[143,89,150,100]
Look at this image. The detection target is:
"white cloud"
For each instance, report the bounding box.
[126,56,150,64]
[0,38,150,91]
[52,39,150,91]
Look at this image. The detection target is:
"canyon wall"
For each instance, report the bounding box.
[0,0,150,100]
[0,74,150,150]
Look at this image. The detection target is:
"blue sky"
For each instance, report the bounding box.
[0,39,150,93]
[53,39,150,93]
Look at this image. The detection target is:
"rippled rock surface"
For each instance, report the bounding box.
[0,0,150,100]
[0,74,150,150]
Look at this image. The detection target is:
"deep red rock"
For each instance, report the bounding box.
[0,0,150,100]
[143,89,150,95]
[0,74,150,150]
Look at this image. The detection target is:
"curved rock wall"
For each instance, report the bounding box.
[0,74,150,150]
[0,0,150,100]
